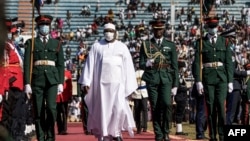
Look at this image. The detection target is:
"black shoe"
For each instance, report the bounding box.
[113,136,123,141]
[84,131,91,135]
[143,128,147,132]
[196,134,209,140]
[136,130,141,134]
[58,131,67,135]
[175,132,188,135]
[61,131,68,135]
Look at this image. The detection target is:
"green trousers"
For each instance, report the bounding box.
[204,78,227,140]
[147,82,172,140]
[32,81,57,141]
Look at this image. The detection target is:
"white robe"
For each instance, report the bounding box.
[78,39,137,138]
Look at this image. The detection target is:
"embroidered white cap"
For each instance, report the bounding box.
[104,23,116,30]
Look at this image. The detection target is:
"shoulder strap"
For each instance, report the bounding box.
[225,38,229,47]
[56,41,62,52]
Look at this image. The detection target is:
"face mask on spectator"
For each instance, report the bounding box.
[7,33,12,40]
[14,36,20,44]
[104,32,115,41]
[39,25,50,35]
[208,27,218,35]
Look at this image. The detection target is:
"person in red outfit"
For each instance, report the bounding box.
[0,17,27,140]
[56,68,73,135]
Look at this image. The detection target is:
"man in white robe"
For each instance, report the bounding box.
[78,23,137,141]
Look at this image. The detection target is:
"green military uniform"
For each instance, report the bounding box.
[193,34,233,140]
[23,15,64,141]
[139,37,178,140]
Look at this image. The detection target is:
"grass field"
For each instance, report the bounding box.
[147,121,209,140]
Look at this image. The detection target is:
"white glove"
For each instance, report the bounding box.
[247,70,250,75]
[228,82,233,93]
[146,59,154,67]
[57,84,64,95]
[25,84,32,94]
[196,82,204,95]
[0,95,2,103]
[171,87,178,96]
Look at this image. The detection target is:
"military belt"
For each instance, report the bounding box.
[146,64,170,70]
[153,63,170,69]
[34,60,55,66]
[203,62,223,68]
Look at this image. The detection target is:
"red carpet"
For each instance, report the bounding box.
[55,123,198,141]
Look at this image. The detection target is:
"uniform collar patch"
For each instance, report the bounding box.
[163,46,171,50]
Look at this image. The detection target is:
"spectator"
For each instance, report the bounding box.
[56,68,73,135]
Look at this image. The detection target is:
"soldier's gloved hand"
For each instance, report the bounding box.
[171,87,178,96]
[25,84,32,99]
[146,59,154,67]
[0,95,3,103]
[57,84,64,94]
[25,84,32,94]
[196,82,204,95]
[228,82,233,93]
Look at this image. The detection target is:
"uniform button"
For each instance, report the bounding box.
[45,56,47,58]
[45,70,47,72]
[45,50,47,52]
[214,55,216,56]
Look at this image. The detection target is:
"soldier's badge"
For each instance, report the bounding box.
[163,46,171,51]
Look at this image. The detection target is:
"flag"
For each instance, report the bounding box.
[33,0,44,15]
[202,0,214,16]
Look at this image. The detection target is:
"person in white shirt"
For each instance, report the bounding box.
[132,68,148,134]
[78,23,137,141]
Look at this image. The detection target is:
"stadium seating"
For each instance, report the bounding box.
[5,0,250,59]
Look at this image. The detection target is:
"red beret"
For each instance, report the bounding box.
[5,17,19,33]
[149,20,165,29]
[35,15,53,25]
[204,16,219,28]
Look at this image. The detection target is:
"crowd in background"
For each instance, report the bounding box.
[62,0,250,125]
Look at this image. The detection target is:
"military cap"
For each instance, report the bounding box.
[35,15,53,25]
[5,17,18,33]
[149,19,165,29]
[204,16,219,28]
[220,27,236,38]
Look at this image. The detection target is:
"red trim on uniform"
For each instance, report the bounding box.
[203,95,210,136]
[38,17,51,23]
[207,19,218,23]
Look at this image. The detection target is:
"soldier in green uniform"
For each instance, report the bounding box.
[193,17,233,141]
[139,20,179,141]
[23,15,65,141]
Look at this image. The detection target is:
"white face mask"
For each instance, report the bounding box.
[208,27,218,35]
[14,36,20,44]
[7,33,12,40]
[39,25,50,35]
[104,32,115,41]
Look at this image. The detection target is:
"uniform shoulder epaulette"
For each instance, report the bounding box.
[165,39,174,43]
